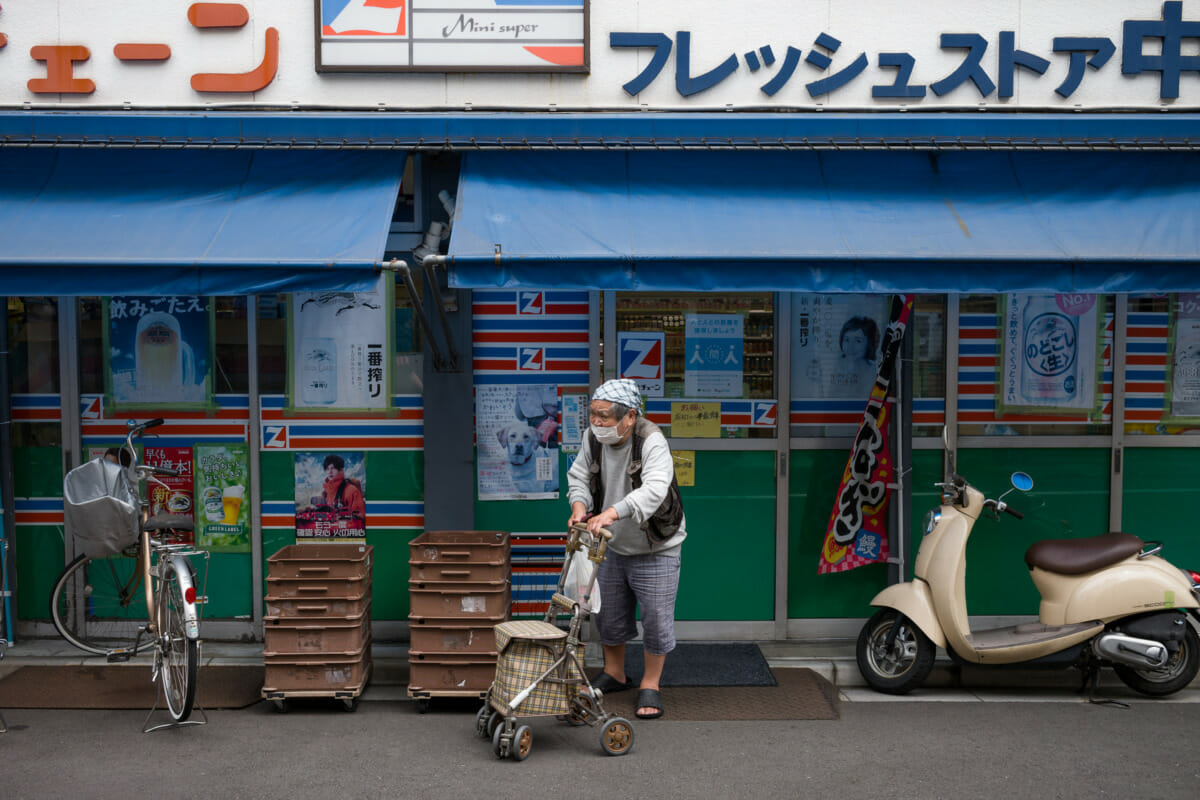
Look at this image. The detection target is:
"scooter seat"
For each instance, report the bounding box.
[1024,531,1144,575]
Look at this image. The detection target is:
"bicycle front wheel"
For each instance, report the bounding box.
[50,554,151,656]
[159,558,198,721]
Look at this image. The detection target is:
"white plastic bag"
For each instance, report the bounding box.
[564,548,602,613]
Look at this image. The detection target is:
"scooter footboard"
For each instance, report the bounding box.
[870,581,946,648]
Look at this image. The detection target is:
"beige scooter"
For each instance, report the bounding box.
[857,467,1200,696]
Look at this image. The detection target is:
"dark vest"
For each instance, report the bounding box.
[587,417,684,545]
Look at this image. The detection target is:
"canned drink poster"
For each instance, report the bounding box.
[999,294,1099,415]
[145,446,195,545]
[194,443,251,552]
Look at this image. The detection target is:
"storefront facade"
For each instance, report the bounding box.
[3,1,1200,646]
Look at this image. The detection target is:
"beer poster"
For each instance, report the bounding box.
[997,294,1101,416]
[194,443,250,553]
[289,275,393,412]
[104,296,214,410]
[145,446,195,545]
[294,451,367,539]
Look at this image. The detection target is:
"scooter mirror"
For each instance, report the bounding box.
[1010,471,1034,491]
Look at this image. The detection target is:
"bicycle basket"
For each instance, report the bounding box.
[63,458,140,559]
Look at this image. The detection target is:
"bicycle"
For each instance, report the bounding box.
[51,418,209,727]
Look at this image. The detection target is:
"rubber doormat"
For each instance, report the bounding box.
[0,665,265,709]
[597,668,839,721]
[624,642,777,687]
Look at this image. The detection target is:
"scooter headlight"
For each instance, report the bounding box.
[922,509,941,535]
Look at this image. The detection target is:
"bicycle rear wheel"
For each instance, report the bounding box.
[158,558,198,721]
[50,554,151,656]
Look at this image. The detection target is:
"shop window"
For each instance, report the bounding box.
[1131,293,1200,437]
[789,294,892,438]
[7,297,61,448]
[393,272,424,395]
[614,292,775,439]
[214,297,248,393]
[957,294,1112,437]
[256,294,287,395]
[912,295,948,438]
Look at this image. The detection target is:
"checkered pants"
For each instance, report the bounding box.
[593,551,681,656]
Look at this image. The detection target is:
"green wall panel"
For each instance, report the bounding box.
[1122,448,1200,572]
[14,446,63,497]
[955,448,1110,616]
[15,525,65,620]
[477,450,776,622]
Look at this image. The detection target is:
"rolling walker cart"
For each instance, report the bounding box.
[475,523,634,761]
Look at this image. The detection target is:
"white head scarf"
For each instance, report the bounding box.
[592,378,642,413]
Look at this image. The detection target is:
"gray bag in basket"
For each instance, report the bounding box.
[63,458,140,559]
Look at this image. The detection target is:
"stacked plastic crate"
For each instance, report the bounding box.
[261,543,373,711]
[407,530,510,711]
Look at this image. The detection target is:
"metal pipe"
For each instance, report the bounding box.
[420,255,460,370]
[383,259,447,370]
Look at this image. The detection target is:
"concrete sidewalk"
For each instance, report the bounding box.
[4,635,1197,703]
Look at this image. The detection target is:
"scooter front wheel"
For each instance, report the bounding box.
[857,608,936,694]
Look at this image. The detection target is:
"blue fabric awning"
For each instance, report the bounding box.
[0,149,406,295]
[447,150,1200,293]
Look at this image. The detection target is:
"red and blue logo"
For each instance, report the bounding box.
[519,347,546,371]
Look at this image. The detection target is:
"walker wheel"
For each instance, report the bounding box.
[474,705,490,737]
[512,725,533,761]
[492,722,508,759]
[566,692,595,727]
[601,717,635,756]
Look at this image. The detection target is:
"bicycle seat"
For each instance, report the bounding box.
[145,513,195,532]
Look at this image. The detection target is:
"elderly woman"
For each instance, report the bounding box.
[566,378,687,720]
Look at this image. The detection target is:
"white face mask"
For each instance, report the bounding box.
[591,421,625,445]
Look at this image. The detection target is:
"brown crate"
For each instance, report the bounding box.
[409,559,507,583]
[264,607,371,654]
[265,586,369,618]
[266,574,370,599]
[409,581,510,619]
[409,530,510,565]
[262,642,369,690]
[408,619,500,654]
[267,543,373,580]
[407,650,497,693]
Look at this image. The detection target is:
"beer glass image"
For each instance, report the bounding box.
[134,311,198,401]
[222,484,245,525]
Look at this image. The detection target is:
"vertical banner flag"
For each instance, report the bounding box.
[819,295,914,574]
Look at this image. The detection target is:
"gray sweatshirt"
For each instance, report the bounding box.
[566,426,686,557]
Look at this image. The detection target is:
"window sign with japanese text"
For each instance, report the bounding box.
[289,275,394,413]
[1167,293,1200,421]
[997,294,1102,417]
[104,296,214,410]
[683,314,743,398]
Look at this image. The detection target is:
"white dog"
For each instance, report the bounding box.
[497,423,555,493]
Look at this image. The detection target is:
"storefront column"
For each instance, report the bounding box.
[773,296,790,639]
[248,295,263,633]
[57,298,81,565]
[1109,299,1127,530]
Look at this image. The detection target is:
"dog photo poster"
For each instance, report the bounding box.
[476,384,560,500]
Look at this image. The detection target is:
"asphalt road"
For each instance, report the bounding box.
[2,694,1197,799]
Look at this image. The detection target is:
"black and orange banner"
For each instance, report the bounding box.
[819,294,914,574]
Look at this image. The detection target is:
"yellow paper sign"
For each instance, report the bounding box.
[671,402,721,438]
[672,450,695,487]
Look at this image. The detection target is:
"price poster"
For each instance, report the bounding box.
[194,443,250,553]
[476,384,560,500]
[145,446,195,544]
